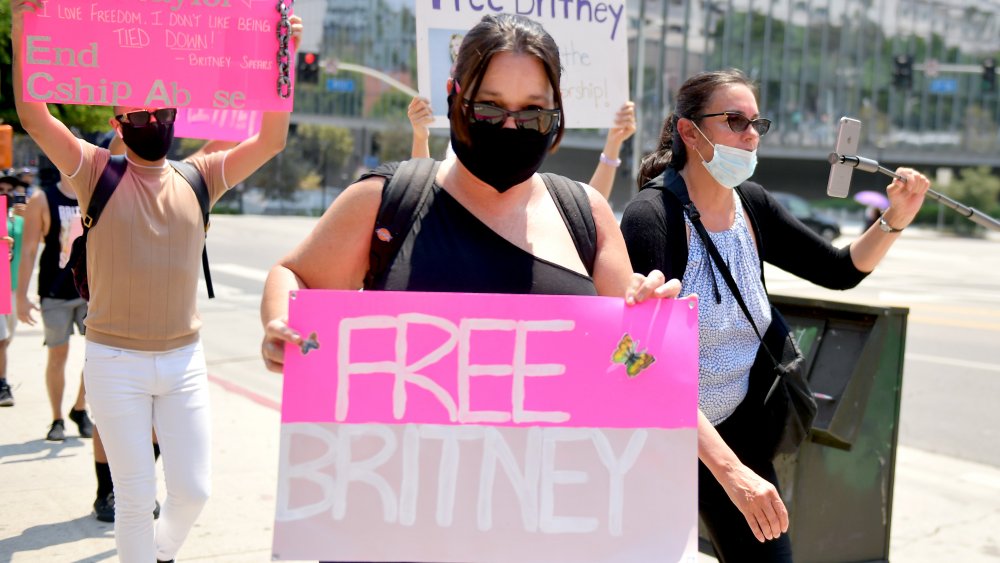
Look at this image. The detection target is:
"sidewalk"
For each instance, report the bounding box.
[2,324,999,561]
[0,327,286,563]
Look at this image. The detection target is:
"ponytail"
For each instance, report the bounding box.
[636,113,685,189]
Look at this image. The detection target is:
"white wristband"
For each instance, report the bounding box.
[600,152,621,168]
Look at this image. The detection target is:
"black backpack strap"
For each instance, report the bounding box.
[169,160,214,299]
[82,155,127,231]
[363,158,440,289]
[51,157,126,297]
[661,171,729,303]
[540,173,597,276]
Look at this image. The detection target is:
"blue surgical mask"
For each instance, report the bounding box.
[693,124,757,189]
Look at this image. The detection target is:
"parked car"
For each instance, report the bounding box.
[770,191,842,241]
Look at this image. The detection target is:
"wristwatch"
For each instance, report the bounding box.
[878,214,904,233]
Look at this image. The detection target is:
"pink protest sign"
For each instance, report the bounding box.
[282,290,698,428]
[21,0,294,111]
[175,108,262,141]
[274,290,699,562]
[1,199,10,315]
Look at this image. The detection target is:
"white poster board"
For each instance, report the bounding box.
[415,0,629,129]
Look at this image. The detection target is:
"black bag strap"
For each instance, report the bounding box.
[53,155,127,299]
[82,155,128,231]
[663,180,778,366]
[169,160,214,299]
[540,173,597,276]
[363,158,440,289]
[685,200,794,403]
[169,160,211,229]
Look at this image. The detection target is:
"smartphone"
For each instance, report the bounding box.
[826,117,862,198]
[13,193,27,205]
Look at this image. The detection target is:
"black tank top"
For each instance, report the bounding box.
[375,178,598,297]
[38,185,82,300]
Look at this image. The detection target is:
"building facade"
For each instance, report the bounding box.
[291,0,1000,204]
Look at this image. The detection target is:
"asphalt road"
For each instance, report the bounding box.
[198,214,1000,468]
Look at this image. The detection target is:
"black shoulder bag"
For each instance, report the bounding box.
[675,191,817,459]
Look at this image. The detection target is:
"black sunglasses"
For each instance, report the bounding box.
[464,101,561,134]
[114,108,178,128]
[693,111,771,136]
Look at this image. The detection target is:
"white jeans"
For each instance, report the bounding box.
[84,340,212,563]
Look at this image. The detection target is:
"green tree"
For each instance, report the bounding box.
[376,127,412,162]
[369,89,410,120]
[244,140,307,201]
[296,123,355,189]
[940,166,1000,235]
[244,124,354,200]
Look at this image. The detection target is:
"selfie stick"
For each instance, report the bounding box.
[828,152,1000,232]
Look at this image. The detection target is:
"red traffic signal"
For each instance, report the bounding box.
[297,52,320,84]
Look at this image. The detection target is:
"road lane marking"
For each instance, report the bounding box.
[210,263,270,283]
[907,315,1000,332]
[208,374,280,411]
[907,353,1000,373]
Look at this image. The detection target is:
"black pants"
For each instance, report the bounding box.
[699,371,794,562]
[699,456,793,562]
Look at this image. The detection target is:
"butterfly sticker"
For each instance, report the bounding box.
[299,332,320,355]
[610,333,655,377]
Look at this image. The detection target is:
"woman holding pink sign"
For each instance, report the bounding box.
[260,14,678,369]
[12,1,305,561]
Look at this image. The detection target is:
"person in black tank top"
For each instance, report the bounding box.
[14,179,92,443]
[261,12,679,370]
[261,16,682,562]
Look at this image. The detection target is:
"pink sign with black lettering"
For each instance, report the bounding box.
[273,289,700,562]
[21,0,294,111]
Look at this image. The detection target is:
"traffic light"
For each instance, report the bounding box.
[297,52,320,84]
[892,54,913,90]
[983,58,996,93]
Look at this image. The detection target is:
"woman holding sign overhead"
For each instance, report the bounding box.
[620,69,930,561]
[12,2,304,561]
[260,14,677,366]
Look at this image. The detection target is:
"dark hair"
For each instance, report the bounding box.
[37,155,61,189]
[449,14,565,151]
[637,69,758,189]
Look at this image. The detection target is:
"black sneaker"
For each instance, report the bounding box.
[0,380,13,407]
[93,492,115,522]
[68,408,94,438]
[46,419,66,441]
[92,493,159,522]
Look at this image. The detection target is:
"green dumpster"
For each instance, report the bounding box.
[699,295,909,563]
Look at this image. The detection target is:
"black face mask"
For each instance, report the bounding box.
[449,100,557,193]
[121,121,174,162]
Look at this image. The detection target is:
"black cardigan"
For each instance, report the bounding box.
[620,167,869,290]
